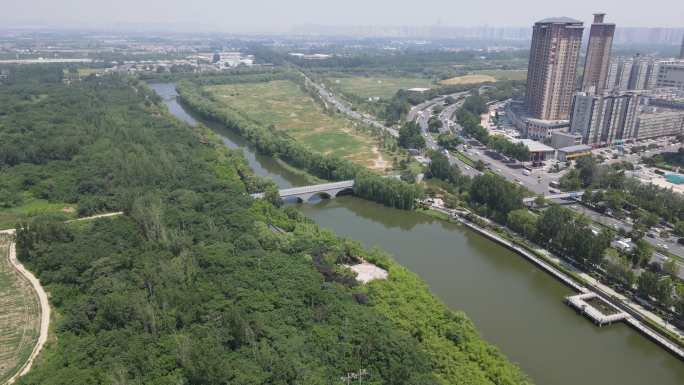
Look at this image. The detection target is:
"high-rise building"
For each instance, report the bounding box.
[525,17,584,120]
[635,106,684,139]
[655,61,684,89]
[570,91,641,145]
[605,59,620,90]
[618,59,634,90]
[582,13,615,93]
[628,55,650,90]
[680,34,684,59]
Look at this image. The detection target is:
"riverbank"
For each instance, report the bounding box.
[423,204,684,360]
[152,81,684,385]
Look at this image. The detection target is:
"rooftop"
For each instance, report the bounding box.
[537,17,583,24]
[515,139,555,153]
[559,144,593,153]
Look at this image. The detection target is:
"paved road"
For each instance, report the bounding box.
[410,93,480,177]
[567,203,684,259]
[303,75,399,138]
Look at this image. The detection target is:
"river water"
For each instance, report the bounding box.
[151,83,684,385]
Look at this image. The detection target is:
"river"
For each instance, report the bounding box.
[151,82,684,385]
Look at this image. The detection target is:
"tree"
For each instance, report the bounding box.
[428,116,442,133]
[398,121,426,150]
[427,152,452,181]
[674,221,684,237]
[605,253,636,288]
[632,239,653,268]
[469,174,523,223]
[637,271,659,299]
[655,277,674,307]
[400,168,417,183]
[507,209,538,239]
[437,133,461,150]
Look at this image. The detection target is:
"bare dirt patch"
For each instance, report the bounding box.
[439,74,497,85]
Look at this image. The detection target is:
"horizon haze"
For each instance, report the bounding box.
[2,0,683,32]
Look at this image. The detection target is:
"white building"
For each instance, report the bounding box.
[569,91,641,145]
[634,106,684,139]
[655,61,684,90]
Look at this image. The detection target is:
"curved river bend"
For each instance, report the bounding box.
[151,83,684,385]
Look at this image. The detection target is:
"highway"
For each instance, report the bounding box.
[305,77,684,261]
[302,74,399,138]
[410,92,480,177]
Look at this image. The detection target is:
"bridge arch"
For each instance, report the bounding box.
[333,187,354,197]
[300,191,333,202]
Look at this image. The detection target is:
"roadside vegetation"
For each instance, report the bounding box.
[1,65,529,384]
[326,75,434,99]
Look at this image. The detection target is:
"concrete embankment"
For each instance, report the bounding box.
[430,206,684,361]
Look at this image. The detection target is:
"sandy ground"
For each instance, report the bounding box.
[346,262,389,284]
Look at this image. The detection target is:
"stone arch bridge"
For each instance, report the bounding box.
[251,180,355,203]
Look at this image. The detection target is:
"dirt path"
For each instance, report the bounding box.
[1,211,123,384]
[3,229,49,385]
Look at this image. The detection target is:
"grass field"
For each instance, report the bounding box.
[0,237,41,384]
[476,69,527,81]
[327,76,434,99]
[439,74,497,86]
[0,197,75,230]
[205,80,391,171]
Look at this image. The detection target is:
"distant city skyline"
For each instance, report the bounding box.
[2,0,683,32]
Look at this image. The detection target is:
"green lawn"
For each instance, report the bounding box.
[205,80,391,171]
[0,197,75,229]
[0,238,41,384]
[327,76,434,99]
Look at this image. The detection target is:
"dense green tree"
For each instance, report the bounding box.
[4,69,529,385]
[632,239,654,268]
[507,209,538,239]
[397,121,426,150]
[469,173,523,223]
[637,271,660,299]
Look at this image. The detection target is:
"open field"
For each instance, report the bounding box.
[0,237,41,384]
[0,197,75,230]
[327,76,434,99]
[205,80,390,171]
[476,69,528,81]
[439,74,497,85]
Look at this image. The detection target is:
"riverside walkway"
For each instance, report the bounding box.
[427,203,684,360]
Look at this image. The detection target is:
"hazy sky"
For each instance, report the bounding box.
[2,0,683,31]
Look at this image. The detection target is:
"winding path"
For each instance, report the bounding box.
[2,229,49,385]
[1,211,123,384]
